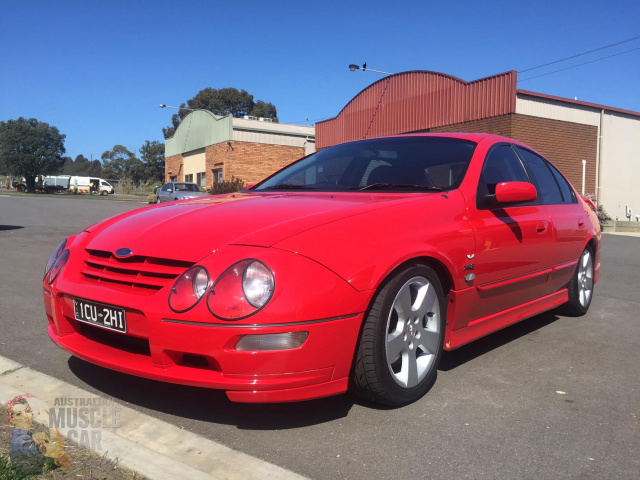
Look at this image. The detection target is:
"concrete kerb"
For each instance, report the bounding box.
[0,355,307,480]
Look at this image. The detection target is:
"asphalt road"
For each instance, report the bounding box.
[1,194,638,479]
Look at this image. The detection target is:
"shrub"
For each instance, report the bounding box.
[208,176,245,195]
[147,194,157,204]
[583,193,610,227]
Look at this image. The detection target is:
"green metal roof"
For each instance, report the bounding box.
[165,111,233,157]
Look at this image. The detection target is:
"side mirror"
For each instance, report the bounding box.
[167,188,173,193]
[495,182,537,204]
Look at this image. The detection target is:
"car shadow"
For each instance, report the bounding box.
[438,309,561,371]
[67,357,355,430]
[67,310,562,426]
[0,225,24,231]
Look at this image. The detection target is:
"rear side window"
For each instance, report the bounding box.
[477,144,529,208]
[516,148,564,204]
[547,161,577,203]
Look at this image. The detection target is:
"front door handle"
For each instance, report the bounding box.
[578,218,585,228]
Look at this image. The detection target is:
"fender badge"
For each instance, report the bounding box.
[467,254,475,259]
[114,248,134,258]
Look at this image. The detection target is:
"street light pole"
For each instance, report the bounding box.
[348,63,393,75]
[158,104,197,111]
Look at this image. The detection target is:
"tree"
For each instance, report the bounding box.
[101,145,144,192]
[0,117,66,192]
[163,87,278,138]
[139,140,165,183]
[250,100,278,120]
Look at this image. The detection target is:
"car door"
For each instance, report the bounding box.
[467,144,554,321]
[158,183,171,203]
[515,147,588,294]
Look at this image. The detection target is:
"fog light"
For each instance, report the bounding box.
[235,332,309,351]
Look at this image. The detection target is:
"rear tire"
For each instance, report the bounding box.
[351,264,445,406]
[562,247,594,316]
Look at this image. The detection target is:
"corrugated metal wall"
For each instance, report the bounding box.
[316,70,517,148]
[165,111,233,157]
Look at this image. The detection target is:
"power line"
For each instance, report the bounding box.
[519,46,640,82]
[518,35,640,73]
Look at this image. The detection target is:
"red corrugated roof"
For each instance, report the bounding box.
[317,70,518,149]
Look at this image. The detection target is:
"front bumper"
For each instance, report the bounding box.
[44,286,365,403]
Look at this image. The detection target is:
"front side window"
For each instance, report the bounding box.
[476,144,530,209]
[254,137,477,192]
[516,148,564,204]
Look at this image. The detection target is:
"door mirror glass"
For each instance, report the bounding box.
[495,182,537,204]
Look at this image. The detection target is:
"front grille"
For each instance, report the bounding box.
[82,249,194,294]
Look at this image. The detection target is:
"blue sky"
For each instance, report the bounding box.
[1,0,638,162]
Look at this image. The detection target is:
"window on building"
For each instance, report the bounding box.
[170,176,177,182]
[184,174,193,183]
[197,172,206,187]
[212,169,223,183]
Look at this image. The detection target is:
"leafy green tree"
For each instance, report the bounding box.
[101,145,145,191]
[250,100,278,121]
[163,87,278,138]
[0,117,66,192]
[88,159,102,177]
[139,140,165,182]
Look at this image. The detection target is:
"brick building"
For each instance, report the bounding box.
[316,70,640,221]
[165,111,315,187]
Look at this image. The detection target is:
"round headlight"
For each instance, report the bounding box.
[243,261,274,308]
[207,259,275,320]
[168,266,210,313]
[44,239,67,279]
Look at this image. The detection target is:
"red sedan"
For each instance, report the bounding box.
[43,133,600,406]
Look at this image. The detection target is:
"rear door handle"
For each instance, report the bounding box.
[536,221,548,234]
[578,218,585,228]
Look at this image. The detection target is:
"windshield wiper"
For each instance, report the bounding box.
[357,183,443,191]
[261,184,315,190]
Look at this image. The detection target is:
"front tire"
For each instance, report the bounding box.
[562,247,594,316]
[351,264,445,406]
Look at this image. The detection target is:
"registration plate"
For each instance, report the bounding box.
[73,298,127,334]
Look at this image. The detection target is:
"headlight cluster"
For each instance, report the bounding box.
[44,239,70,285]
[169,259,275,320]
[168,266,209,313]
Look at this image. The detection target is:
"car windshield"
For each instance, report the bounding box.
[254,136,477,192]
[174,183,202,192]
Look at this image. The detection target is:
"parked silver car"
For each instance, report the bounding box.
[156,182,210,203]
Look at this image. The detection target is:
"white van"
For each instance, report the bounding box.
[70,177,114,195]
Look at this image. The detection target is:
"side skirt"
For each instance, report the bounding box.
[443,289,568,350]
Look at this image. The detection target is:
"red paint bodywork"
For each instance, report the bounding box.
[44,133,601,403]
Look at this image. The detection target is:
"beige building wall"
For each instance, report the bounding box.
[599,112,640,221]
[183,148,206,185]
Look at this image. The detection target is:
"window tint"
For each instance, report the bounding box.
[477,145,529,208]
[547,161,576,203]
[516,148,564,204]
